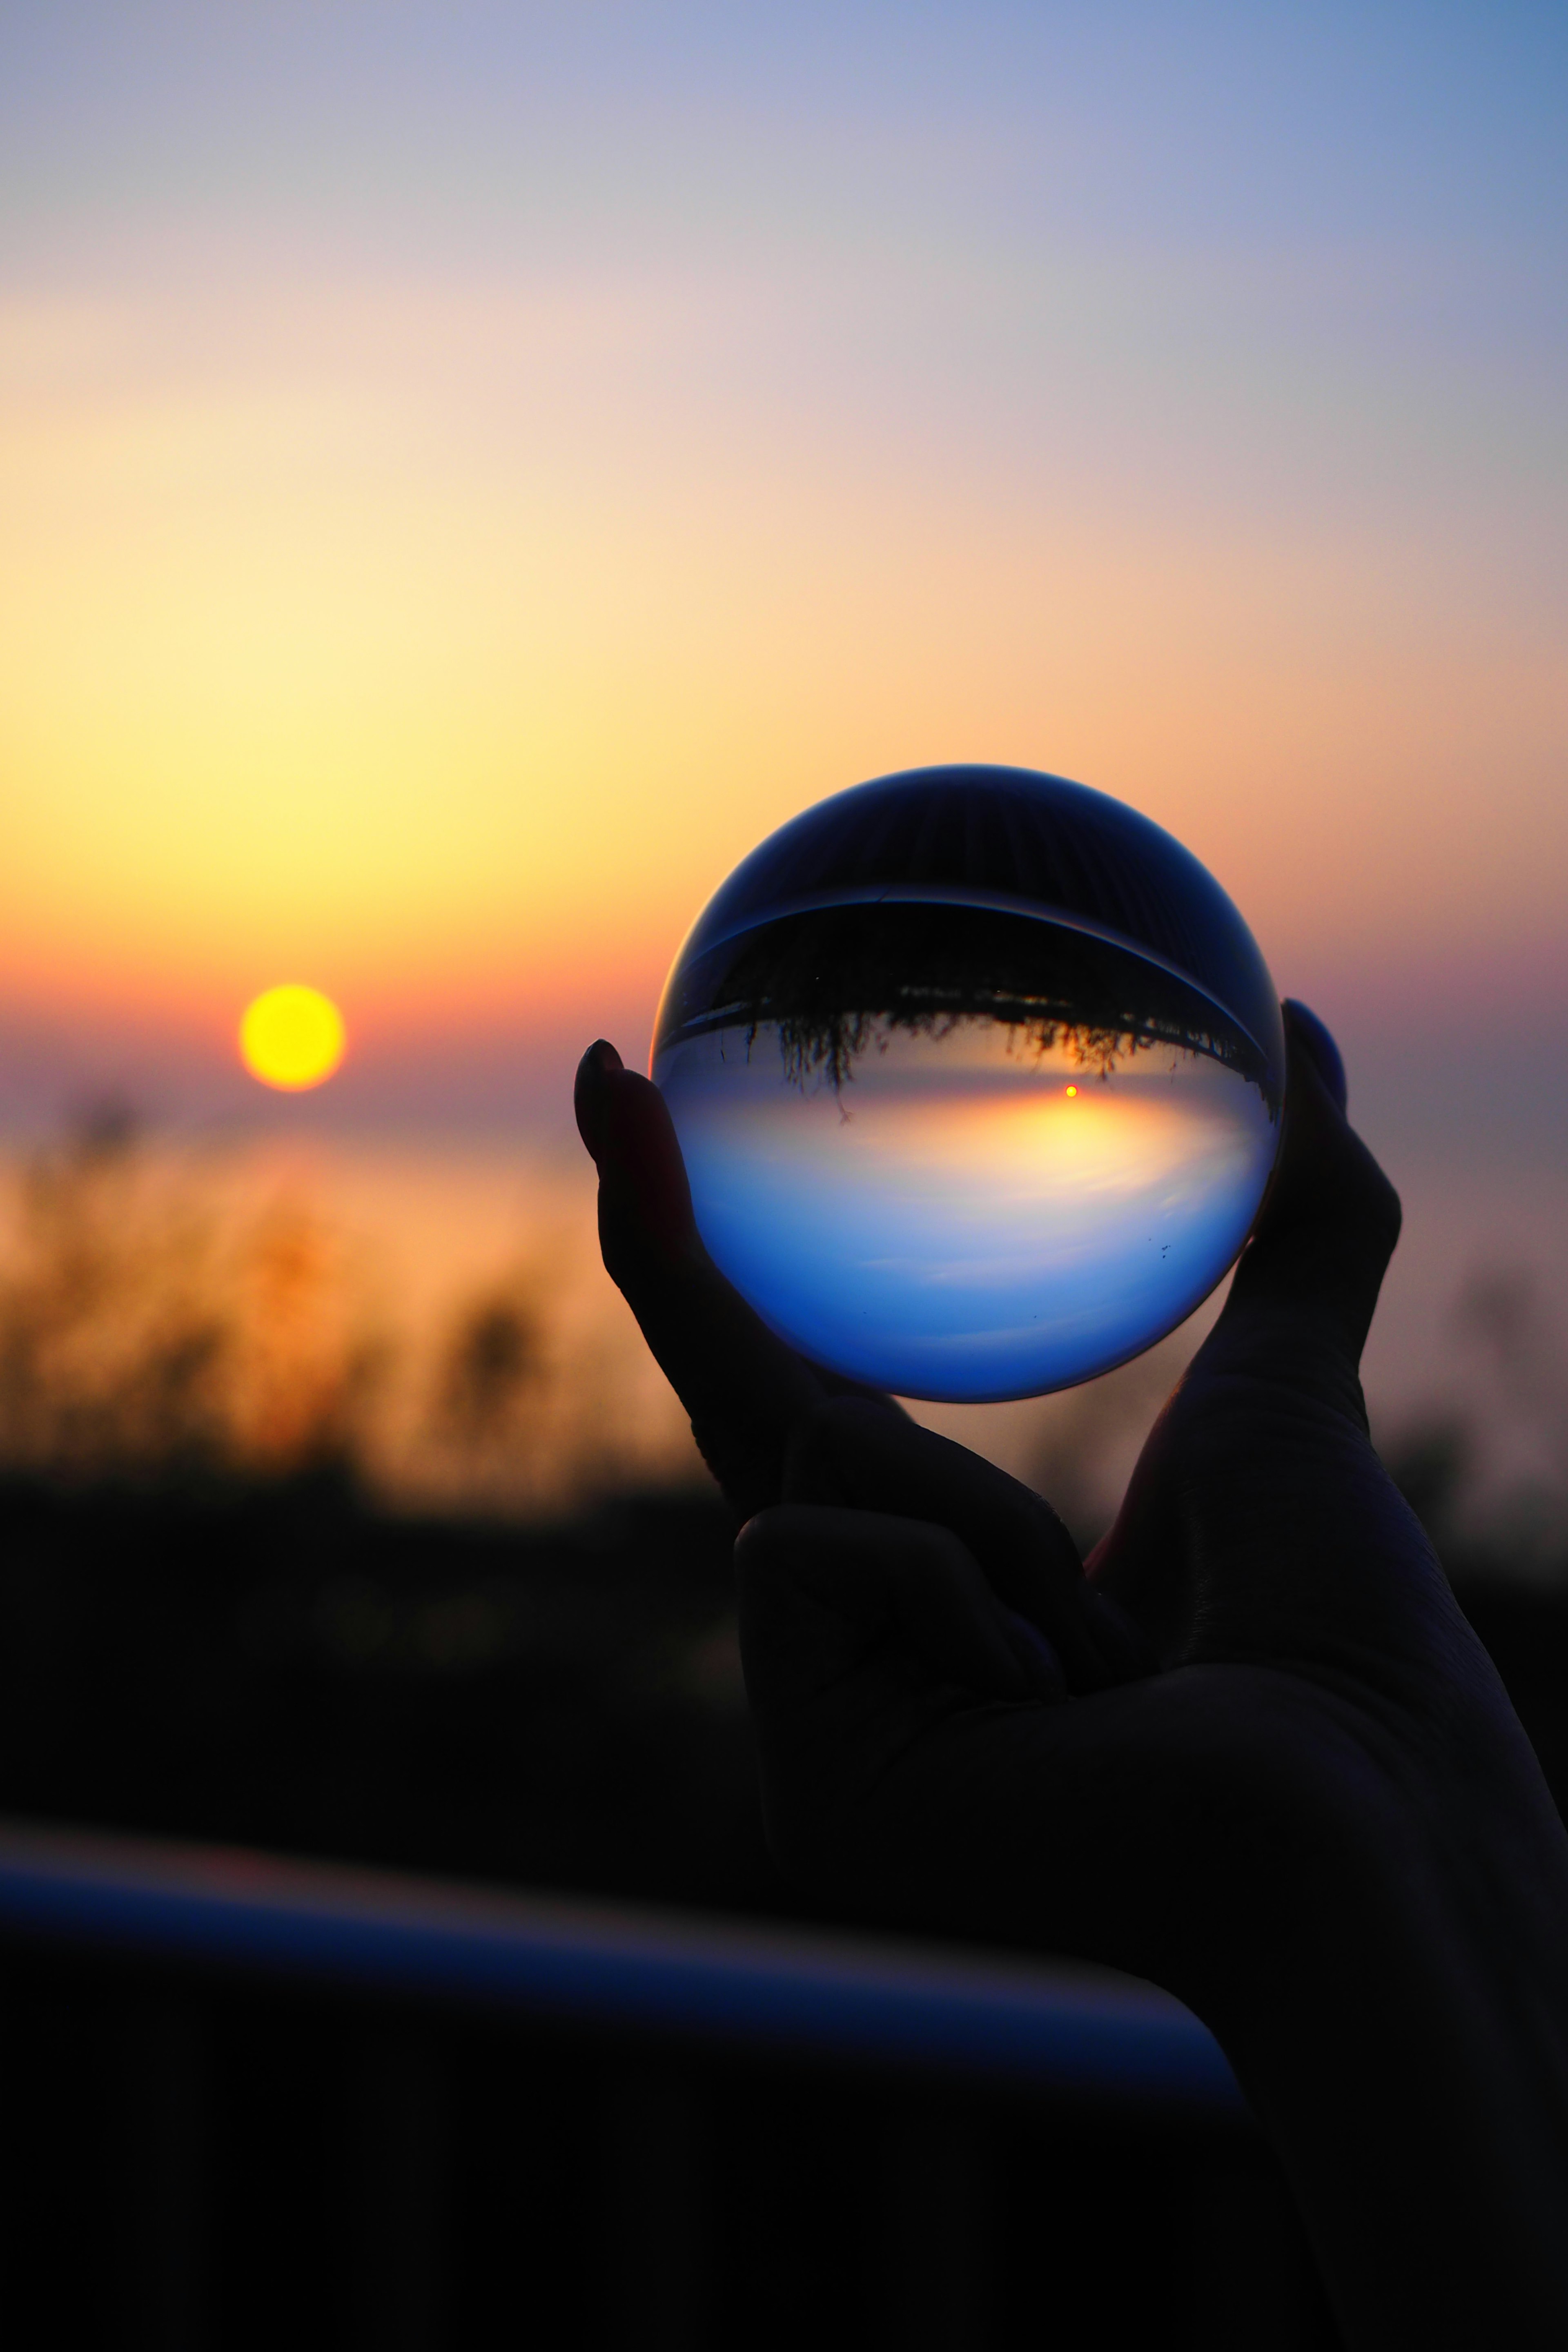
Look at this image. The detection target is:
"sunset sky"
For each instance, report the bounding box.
[1,2,1564,1178]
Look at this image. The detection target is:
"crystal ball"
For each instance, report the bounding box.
[652,765,1285,1402]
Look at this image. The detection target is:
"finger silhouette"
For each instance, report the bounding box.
[1209,998,1401,1394]
[733,1502,1219,1959]
[784,1395,1145,1690]
[735,1504,1065,1722]
[1091,1003,1425,1664]
[575,1039,825,1511]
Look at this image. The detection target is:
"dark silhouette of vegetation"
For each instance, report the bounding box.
[0,1115,1564,1924]
[659,902,1280,1105]
[0,1117,685,1516]
[0,1438,1562,1935]
[435,1294,546,1445]
[1379,1265,1568,1589]
[0,1111,383,1487]
[0,1467,777,1911]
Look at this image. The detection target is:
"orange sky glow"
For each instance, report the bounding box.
[0,5,1563,1160]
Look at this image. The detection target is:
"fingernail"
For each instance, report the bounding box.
[573,1039,623,1161]
[1283,1000,1348,1115]
[1001,1607,1066,1703]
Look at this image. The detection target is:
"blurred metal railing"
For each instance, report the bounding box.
[0,1819,1334,2349]
[0,1817,1241,2111]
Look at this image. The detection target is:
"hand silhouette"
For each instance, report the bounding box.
[575,1004,1568,2348]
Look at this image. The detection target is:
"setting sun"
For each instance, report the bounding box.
[239,985,346,1091]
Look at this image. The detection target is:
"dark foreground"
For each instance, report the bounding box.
[1,1466,1565,1921]
[1,1468,1562,2347]
[0,1470,777,1916]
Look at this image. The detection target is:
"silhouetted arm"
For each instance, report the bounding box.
[576,1009,1568,2348]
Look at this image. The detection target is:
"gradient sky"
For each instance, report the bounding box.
[1,1,1564,1164]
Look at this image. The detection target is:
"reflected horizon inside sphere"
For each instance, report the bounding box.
[652,767,1285,1402]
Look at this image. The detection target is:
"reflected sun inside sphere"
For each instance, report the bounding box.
[239,985,346,1091]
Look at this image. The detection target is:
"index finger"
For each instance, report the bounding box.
[576,1039,843,1514]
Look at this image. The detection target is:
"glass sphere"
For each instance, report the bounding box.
[652,765,1284,1402]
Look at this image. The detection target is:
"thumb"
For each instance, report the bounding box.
[1215,1000,1401,1384]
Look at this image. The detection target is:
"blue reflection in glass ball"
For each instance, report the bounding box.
[652,766,1285,1402]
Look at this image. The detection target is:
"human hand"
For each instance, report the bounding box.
[572,1032,1137,1694]
[576,1007,1568,2345]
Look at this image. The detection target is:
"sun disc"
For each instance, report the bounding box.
[239,985,346,1091]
